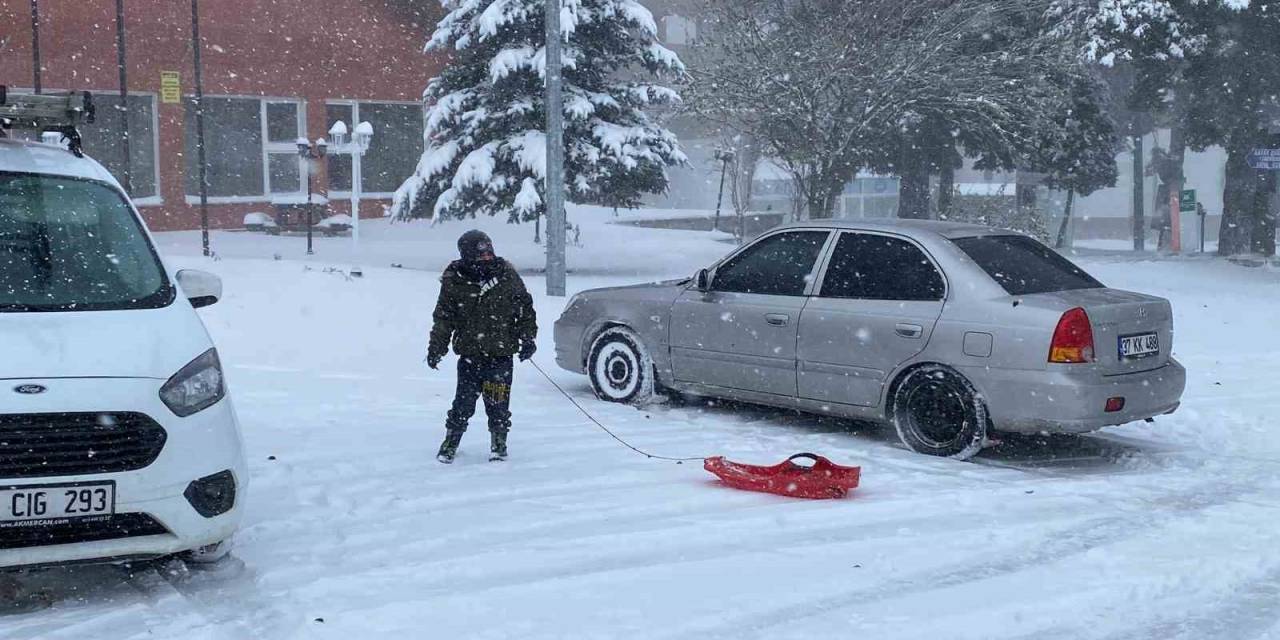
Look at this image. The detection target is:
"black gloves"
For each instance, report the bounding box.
[426,352,444,370]
[518,340,537,362]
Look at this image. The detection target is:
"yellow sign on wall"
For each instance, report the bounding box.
[160,71,181,104]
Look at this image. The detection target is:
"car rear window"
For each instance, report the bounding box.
[951,235,1103,296]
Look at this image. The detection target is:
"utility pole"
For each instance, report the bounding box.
[191,0,211,257]
[1132,135,1145,251]
[544,0,567,297]
[115,0,133,195]
[30,0,41,94]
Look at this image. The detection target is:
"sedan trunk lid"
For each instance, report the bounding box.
[1024,288,1173,375]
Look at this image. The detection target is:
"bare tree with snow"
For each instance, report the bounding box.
[685,0,1096,221]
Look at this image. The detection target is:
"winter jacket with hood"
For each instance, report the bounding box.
[428,258,537,359]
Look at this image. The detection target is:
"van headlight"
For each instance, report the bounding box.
[160,349,225,417]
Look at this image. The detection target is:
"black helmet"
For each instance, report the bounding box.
[457,229,495,262]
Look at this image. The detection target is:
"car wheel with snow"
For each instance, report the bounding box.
[891,365,987,460]
[587,327,655,405]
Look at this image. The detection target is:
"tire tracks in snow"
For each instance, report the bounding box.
[1086,506,1280,640]
[326,505,1106,612]
[655,476,1259,640]
[286,469,1223,617]
[123,560,303,640]
[1117,565,1280,640]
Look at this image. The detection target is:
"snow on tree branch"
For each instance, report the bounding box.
[1048,0,1250,65]
[395,0,686,221]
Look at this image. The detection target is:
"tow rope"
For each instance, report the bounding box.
[525,359,863,499]
[526,359,704,462]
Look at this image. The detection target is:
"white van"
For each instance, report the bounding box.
[0,136,246,568]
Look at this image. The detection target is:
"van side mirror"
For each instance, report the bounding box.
[176,269,222,309]
[693,268,710,292]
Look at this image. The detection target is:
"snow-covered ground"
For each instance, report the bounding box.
[5,212,1280,639]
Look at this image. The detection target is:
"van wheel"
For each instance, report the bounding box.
[891,365,987,460]
[587,327,655,405]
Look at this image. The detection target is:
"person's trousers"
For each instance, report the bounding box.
[445,355,514,434]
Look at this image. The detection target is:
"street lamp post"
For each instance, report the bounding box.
[328,120,374,276]
[297,136,328,256]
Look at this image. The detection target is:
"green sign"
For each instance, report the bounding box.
[1180,189,1197,211]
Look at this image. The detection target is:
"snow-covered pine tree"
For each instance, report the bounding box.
[1048,0,1250,67]
[392,0,686,222]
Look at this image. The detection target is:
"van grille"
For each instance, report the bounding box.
[0,513,169,550]
[0,413,167,479]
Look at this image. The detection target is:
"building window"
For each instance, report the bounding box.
[264,100,304,195]
[184,97,264,198]
[183,97,304,199]
[80,94,160,200]
[326,101,424,195]
[325,103,354,193]
[8,90,159,201]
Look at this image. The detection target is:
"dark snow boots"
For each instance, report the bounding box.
[489,430,508,462]
[436,355,514,464]
[436,430,463,464]
[434,429,508,464]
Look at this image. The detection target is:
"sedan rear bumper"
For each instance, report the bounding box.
[965,358,1186,434]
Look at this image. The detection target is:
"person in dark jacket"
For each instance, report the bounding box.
[427,230,537,463]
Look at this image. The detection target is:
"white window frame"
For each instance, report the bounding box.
[324,99,424,200]
[7,87,163,207]
[184,94,305,205]
[262,98,306,198]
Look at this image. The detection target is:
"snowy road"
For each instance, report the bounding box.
[4,218,1280,639]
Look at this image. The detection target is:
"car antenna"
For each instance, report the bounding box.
[0,86,96,157]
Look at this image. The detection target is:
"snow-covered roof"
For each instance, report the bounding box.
[0,137,122,188]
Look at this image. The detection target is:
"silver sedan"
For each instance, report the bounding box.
[553,220,1185,459]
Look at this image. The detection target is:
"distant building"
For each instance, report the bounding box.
[639,1,1227,245]
[0,0,442,231]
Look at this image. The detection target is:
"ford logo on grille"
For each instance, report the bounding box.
[13,384,47,395]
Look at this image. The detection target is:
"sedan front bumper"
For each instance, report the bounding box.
[553,316,588,374]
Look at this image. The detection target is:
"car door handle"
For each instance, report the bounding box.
[765,313,790,327]
[895,323,924,339]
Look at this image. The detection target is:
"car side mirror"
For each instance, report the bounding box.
[176,269,222,309]
[693,268,710,292]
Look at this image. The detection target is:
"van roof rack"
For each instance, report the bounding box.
[0,86,96,157]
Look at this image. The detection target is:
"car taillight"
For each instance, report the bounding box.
[1049,307,1094,363]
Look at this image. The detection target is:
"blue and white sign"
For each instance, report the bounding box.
[1247,148,1280,170]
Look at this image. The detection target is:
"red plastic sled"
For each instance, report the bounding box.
[703,453,861,499]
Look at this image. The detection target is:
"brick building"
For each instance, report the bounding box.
[0,0,443,230]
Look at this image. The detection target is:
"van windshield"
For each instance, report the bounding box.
[0,173,173,312]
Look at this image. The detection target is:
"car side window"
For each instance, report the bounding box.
[820,233,945,301]
[711,231,829,296]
